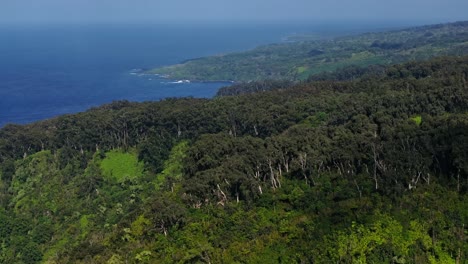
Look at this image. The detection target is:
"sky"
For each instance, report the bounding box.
[0,0,467,25]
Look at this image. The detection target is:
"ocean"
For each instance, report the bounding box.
[0,21,412,127]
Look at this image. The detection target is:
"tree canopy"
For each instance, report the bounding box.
[0,56,468,263]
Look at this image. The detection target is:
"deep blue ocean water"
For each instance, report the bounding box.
[0,21,413,127]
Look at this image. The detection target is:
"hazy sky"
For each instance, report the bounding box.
[1,0,467,24]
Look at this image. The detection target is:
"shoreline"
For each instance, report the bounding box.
[139,71,237,85]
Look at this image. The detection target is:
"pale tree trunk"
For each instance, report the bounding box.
[372,143,379,190]
[268,159,278,188]
[299,153,309,185]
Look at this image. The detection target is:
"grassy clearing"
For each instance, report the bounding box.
[100,150,144,182]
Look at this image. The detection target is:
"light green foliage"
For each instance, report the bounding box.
[80,215,89,230]
[322,214,457,263]
[135,250,152,263]
[79,214,93,239]
[10,151,60,215]
[107,254,124,264]
[408,221,456,264]
[42,234,72,261]
[154,141,188,190]
[334,215,402,262]
[296,66,308,74]
[411,115,422,125]
[130,215,150,237]
[100,150,144,182]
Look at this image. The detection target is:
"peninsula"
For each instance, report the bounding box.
[147,21,468,82]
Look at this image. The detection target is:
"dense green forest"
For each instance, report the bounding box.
[147,21,468,82]
[0,56,467,263]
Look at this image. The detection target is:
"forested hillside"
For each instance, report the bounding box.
[1,56,468,263]
[148,21,468,81]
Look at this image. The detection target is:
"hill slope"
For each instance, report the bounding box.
[0,56,467,263]
[147,21,468,81]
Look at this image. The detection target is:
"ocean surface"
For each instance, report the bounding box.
[0,21,415,127]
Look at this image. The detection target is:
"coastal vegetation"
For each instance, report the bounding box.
[148,21,468,82]
[0,55,467,263]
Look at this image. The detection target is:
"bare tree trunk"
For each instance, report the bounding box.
[299,153,309,184]
[354,179,362,198]
[253,166,260,179]
[268,160,278,188]
[372,143,379,190]
[281,154,289,173]
[217,184,228,205]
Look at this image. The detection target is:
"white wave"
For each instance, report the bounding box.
[168,80,191,84]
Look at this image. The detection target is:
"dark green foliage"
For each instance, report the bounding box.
[138,129,174,173]
[216,80,294,96]
[308,64,387,81]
